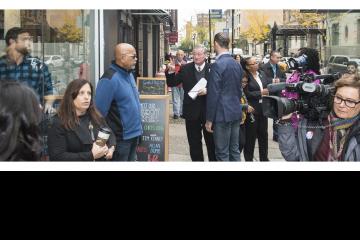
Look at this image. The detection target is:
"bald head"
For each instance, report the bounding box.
[115,43,137,70]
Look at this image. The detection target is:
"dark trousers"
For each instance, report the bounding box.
[273,122,278,141]
[113,137,139,161]
[239,124,246,154]
[244,114,269,161]
[185,118,216,161]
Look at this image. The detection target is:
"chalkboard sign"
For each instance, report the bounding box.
[136,95,169,161]
[137,77,167,95]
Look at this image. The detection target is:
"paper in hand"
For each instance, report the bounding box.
[188,78,207,100]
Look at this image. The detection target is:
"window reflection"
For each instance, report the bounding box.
[0,10,94,97]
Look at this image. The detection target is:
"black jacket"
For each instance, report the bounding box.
[278,116,360,161]
[165,62,211,121]
[243,70,272,116]
[260,62,286,83]
[48,113,116,161]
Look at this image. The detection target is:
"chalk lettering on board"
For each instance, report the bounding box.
[137,96,168,161]
[139,79,166,95]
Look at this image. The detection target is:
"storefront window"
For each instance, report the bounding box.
[0,10,96,97]
[0,9,96,160]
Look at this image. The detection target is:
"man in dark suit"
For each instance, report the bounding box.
[260,50,286,142]
[205,33,243,161]
[165,45,216,161]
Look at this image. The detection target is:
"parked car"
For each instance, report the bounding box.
[44,55,65,68]
[327,55,360,74]
[69,57,83,66]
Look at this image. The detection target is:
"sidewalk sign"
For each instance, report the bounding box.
[136,95,169,161]
[137,77,167,95]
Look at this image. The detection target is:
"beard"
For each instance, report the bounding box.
[17,46,30,56]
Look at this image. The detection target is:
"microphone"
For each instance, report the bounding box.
[314,73,341,84]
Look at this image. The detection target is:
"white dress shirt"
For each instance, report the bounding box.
[195,62,206,72]
[254,72,263,103]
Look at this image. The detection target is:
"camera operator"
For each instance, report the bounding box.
[277,74,360,161]
[241,56,272,161]
[282,48,321,130]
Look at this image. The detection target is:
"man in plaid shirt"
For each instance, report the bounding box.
[0,27,54,113]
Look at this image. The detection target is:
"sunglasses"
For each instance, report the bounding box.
[123,54,137,59]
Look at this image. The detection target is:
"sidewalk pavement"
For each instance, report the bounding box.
[168,110,285,162]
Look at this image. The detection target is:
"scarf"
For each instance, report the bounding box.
[314,113,359,161]
[328,113,359,161]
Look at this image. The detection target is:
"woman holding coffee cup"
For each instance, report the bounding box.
[48,79,116,161]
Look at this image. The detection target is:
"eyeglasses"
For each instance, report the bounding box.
[334,95,360,108]
[123,54,137,59]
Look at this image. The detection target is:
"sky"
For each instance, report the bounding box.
[178,9,225,41]
[178,9,204,33]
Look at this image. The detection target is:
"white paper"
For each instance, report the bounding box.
[188,78,207,100]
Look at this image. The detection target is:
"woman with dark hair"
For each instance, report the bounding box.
[282,47,321,129]
[0,81,42,161]
[278,74,360,161]
[239,71,255,153]
[234,54,241,64]
[48,79,116,161]
[241,56,271,161]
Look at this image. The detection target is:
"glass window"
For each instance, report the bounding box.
[334,57,347,64]
[0,10,96,98]
[345,25,348,41]
[0,10,4,39]
[332,23,339,46]
[357,19,360,44]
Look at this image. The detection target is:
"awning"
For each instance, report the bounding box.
[299,9,360,13]
[130,9,174,30]
[271,23,326,36]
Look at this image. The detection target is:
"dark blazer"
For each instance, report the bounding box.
[48,113,116,161]
[244,70,271,116]
[206,53,243,123]
[261,62,286,83]
[165,62,210,121]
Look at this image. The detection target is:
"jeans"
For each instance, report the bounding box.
[113,137,139,161]
[172,86,184,116]
[213,120,241,161]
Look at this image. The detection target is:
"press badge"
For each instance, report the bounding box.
[306,131,313,140]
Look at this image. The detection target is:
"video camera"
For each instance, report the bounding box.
[286,54,308,70]
[262,73,341,121]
